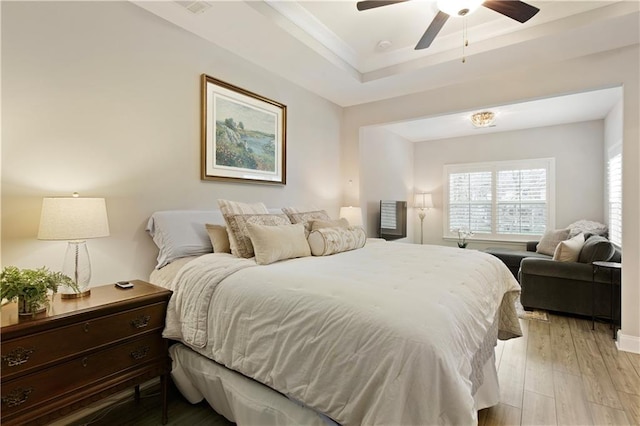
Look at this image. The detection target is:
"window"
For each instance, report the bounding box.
[608,146,622,246]
[444,158,555,241]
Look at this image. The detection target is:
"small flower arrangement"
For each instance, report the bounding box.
[457,228,474,248]
[0,266,77,316]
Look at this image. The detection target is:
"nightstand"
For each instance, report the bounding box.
[0,280,172,425]
[591,261,622,339]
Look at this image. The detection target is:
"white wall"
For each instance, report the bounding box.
[412,121,605,249]
[359,127,414,240]
[1,2,342,283]
[343,45,640,350]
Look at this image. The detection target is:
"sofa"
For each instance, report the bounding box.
[485,235,621,320]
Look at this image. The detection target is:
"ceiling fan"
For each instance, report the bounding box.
[356,0,540,50]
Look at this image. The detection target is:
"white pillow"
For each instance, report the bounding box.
[246,223,311,265]
[307,227,367,256]
[146,210,225,269]
[536,228,570,256]
[553,233,585,262]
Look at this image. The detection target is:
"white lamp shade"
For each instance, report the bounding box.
[414,193,434,209]
[38,197,110,240]
[339,206,363,227]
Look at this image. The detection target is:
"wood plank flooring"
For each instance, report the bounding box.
[67,315,638,425]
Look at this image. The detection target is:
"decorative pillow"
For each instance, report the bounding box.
[578,235,616,264]
[308,226,367,256]
[225,213,291,258]
[309,218,350,231]
[536,228,570,256]
[218,200,269,254]
[282,208,331,227]
[568,219,608,238]
[553,233,585,262]
[246,223,311,265]
[146,210,225,269]
[205,224,231,254]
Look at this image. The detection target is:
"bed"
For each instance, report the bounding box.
[147,208,522,425]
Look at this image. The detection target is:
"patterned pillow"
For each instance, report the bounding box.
[282,208,331,234]
[307,226,367,256]
[225,213,291,258]
[218,200,268,254]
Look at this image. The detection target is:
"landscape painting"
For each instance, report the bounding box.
[201,74,286,184]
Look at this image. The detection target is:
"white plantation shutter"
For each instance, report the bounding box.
[444,159,554,240]
[496,168,547,235]
[449,172,492,233]
[608,150,622,246]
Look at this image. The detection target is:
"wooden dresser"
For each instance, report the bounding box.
[0,280,172,425]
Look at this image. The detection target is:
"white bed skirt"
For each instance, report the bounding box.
[169,343,500,425]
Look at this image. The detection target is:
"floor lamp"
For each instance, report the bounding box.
[414,193,433,244]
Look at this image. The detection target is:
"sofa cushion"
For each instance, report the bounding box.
[484,247,551,270]
[553,233,585,262]
[578,235,615,263]
[536,228,570,256]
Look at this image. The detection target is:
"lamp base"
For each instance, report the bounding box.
[60,289,91,299]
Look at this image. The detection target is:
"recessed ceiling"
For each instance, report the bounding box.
[133,0,639,107]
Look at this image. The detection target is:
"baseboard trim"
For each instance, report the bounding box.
[616,331,640,354]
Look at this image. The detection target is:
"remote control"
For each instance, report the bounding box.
[115,281,134,289]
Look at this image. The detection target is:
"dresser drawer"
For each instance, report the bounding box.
[1,302,166,379]
[0,333,164,419]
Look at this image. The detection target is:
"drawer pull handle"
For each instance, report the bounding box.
[131,315,151,329]
[83,322,90,333]
[1,386,33,408]
[130,346,150,360]
[82,357,88,367]
[2,347,35,367]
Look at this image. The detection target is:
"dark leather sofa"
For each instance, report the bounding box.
[486,235,621,320]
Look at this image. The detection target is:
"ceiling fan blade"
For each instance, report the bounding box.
[356,0,409,12]
[482,0,540,23]
[415,11,449,50]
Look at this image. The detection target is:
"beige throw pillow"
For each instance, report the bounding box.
[309,218,350,231]
[205,224,231,254]
[536,228,571,256]
[282,208,331,227]
[225,213,291,258]
[246,223,311,265]
[553,233,585,262]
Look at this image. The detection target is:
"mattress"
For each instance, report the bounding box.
[156,241,522,425]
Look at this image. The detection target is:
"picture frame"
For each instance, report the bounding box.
[201,74,287,185]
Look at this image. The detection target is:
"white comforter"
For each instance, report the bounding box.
[163,241,522,426]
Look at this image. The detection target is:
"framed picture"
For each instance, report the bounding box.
[201,74,287,184]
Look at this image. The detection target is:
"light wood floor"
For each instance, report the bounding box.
[479,315,640,426]
[71,315,639,426]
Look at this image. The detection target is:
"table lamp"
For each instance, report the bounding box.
[38,193,110,298]
[339,206,363,227]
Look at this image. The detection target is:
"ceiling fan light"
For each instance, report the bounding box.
[471,111,496,127]
[437,0,484,17]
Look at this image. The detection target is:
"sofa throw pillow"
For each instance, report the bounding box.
[308,226,366,256]
[205,224,231,254]
[225,213,291,258]
[536,228,570,256]
[309,218,350,231]
[246,223,311,265]
[553,233,585,262]
[568,219,608,238]
[578,235,616,264]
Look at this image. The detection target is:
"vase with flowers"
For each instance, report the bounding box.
[0,266,77,317]
[457,228,474,248]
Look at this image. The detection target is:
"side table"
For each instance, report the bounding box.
[591,261,622,339]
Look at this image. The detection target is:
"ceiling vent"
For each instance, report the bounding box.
[176,1,212,15]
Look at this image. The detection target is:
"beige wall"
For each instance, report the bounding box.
[344,45,640,350]
[1,2,342,282]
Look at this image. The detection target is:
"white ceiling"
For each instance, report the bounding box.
[133,0,637,138]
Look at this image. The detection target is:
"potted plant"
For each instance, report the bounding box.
[0,266,78,316]
[457,228,474,248]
